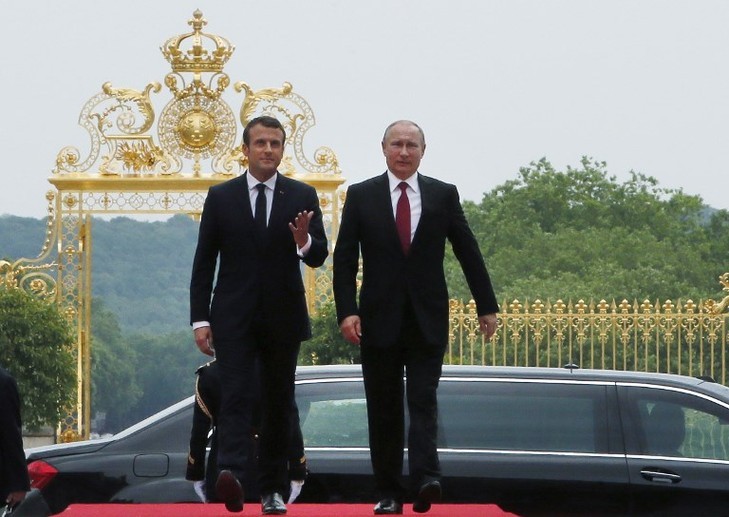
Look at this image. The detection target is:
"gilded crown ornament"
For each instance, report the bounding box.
[157,10,237,173]
[160,9,234,73]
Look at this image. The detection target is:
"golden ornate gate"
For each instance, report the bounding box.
[2,10,344,440]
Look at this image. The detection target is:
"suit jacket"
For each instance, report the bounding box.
[0,367,30,499]
[333,172,498,348]
[190,172,328,343]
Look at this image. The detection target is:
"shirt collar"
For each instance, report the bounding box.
[387,170,419,193]
[246,171,277,192]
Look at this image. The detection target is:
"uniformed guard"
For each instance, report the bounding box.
[185,360,307,503]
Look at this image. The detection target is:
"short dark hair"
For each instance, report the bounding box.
[243,116,286,146]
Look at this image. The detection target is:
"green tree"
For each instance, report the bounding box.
[90,298,141,434]
[300,302,359,365]
[121,330,203,426]
[92,214,198,335]
[0,287,75,430]
[446,157,726,303]
[705,209,729,290]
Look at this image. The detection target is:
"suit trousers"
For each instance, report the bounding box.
[360,303,445,500]
[214,322,300,496]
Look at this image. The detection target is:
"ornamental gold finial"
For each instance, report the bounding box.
[704,272,729,314]
[160,10,234,73]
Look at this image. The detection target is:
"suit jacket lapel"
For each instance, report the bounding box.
[240,172,255,223]
[410,174,431,252]
[373,173,403,252]
[269,173,286,233]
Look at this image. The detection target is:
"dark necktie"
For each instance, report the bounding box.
[255,183,267,235]
[396,182,411,254]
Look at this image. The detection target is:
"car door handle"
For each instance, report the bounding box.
[640,468,682,484]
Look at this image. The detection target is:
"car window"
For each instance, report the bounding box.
[295,377,611,453]
[622,386,729,460]
[437,380,609,453]
[297,380,369,447]
[112,405,193,453]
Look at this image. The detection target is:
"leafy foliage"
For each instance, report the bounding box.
[90,300,204,432]
[90,298,142,433]
[0,214,199,336]
[0,215,47,260]
[301,302,359,365]
[447,157,727,304]
[120,331,204,426]
[91,215,199,334]
[0,287,75,430]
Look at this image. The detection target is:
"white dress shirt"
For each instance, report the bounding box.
[387,170,422,243]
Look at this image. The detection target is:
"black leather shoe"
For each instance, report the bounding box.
[373,497,403,515]
[261,492,287,515]
[413,480,441,513]
[216,470,244,512]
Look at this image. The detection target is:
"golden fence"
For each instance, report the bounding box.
[447,297,729,384]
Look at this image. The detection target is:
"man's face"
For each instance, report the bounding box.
[382,123,426,179]
[243,124,285,181]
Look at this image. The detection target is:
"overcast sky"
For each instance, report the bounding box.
[2,0,728,220]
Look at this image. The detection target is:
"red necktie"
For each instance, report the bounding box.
[396,182,411,254]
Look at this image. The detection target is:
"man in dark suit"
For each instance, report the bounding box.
[333,120,498,515]
[0,367,30,510]
[190,115,328,514]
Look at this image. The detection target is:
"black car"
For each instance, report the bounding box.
[18,365,729,515]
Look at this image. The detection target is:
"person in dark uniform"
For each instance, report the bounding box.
[186,360,308,504]
[0,367,30,511]
[186,360,222,503]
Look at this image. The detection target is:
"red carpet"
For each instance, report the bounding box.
[59,503,517,516]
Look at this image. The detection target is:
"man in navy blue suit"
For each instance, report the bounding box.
[190,116,327,514]
[333,120,498,515]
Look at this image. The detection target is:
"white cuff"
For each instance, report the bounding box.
[297,234,312,257]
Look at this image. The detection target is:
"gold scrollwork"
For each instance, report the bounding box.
[234,81,342,176]
[55,148,79,171]
[0,261,57,300]
[94,82,161,135]
[165,72,230,101]
[236,81,294,125]
[704,272,729,314]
